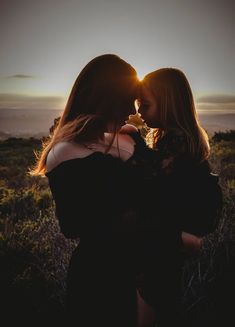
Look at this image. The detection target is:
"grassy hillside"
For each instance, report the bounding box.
[0,137,77,323]
[182,130,235,326]
[0,132,234,325]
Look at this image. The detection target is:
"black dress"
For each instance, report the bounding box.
[127,129,222,326]
[46,145,183,327]
[130,129,222,236]
[46,152,141,326]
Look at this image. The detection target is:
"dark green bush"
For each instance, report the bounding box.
[212,129,235,142]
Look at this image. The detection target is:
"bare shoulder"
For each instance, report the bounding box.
[46,141,93,172]
[118,132,136,145]
[113,133,136,161]
[119,124,138,135]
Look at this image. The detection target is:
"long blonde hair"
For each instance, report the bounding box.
[142,68,210,162]
[31,54,138,176]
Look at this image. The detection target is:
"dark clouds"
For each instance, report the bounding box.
[0,93,65,110]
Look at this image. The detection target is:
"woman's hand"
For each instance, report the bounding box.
[119,123,138,134]
[181,231,203,254]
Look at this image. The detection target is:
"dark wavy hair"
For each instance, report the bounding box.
[31,54,138,175]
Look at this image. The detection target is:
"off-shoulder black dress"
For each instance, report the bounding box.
[46,146,182,326]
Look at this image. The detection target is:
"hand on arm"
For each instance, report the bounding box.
[181,231,203,254]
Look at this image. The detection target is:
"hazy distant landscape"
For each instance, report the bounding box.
[0,108,235,139]
[0,109,62,139]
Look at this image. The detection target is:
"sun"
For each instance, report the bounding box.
[137,71,145,81]
[135,65,149,81]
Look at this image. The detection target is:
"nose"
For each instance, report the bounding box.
[134,99,140,111]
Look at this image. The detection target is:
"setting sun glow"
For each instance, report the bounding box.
[137,72,145,81]
[136,66,149,81]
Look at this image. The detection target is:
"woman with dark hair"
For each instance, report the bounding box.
[31,54,144,327]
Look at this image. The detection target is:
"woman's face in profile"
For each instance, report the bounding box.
[138,85,160,128]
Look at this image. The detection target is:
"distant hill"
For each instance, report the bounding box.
[0,108,234,139]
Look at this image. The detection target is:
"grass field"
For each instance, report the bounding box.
[0,131,234,325]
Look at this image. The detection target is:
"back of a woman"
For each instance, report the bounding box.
[46,152,138,326]
[31,54,141,327]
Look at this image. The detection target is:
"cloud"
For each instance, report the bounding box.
[196,94,235,112]
[197,94,235,104]
[0,93,65,110]
[5,74,35,79]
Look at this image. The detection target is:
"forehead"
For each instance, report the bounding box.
[139,84,155,101]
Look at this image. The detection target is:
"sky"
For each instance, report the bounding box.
[0,0,235,111]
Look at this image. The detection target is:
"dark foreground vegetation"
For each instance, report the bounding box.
[0,130,234,326]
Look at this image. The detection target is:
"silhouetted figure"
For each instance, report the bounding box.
[131,67,223,326]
